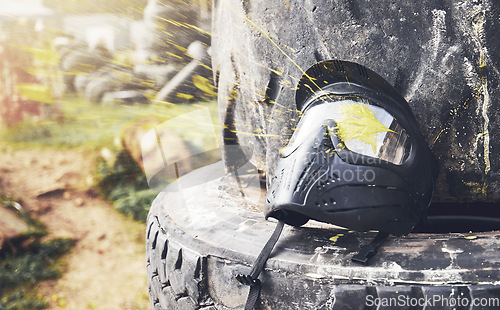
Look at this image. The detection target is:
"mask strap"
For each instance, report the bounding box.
[236,220,285,310]
[351,231,390,265]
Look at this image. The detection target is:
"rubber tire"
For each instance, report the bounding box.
[60,49,108,93]
[84,73,116,104]
[146,162,500,310]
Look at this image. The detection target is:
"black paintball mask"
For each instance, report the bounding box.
[236,60,438,309]
[265,60,439,236]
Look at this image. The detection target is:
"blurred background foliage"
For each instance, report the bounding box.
[1,0,218,218]
[0,0,218,307]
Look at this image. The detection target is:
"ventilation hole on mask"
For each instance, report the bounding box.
[316,172,336,189]
[316,179,325,189]
[329,197,336,204]
[295,156,316,193]
[303,168,321,189]
[311,63,324,79]
[333,60,345,72]
[356,63,369,78]
[315,202,320,207]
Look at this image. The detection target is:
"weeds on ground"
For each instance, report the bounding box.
[96,149,157,222]
[0,197,75,310]
[0,239,75,310]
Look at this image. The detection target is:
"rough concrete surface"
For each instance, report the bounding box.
[212,0,499,202]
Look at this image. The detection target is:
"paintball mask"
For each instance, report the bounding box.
[265,60,439,236]
[236,60,438,309]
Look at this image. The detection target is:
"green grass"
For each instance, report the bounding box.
[0,197,74,310]
[96,149,155,222]
[0,238,75,310]
[0,95,219,151]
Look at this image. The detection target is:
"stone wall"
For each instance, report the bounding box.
[212,0,500,202]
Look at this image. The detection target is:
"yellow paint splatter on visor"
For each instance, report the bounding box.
[336,103,394,153]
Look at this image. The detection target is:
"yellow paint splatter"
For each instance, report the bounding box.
[270,69,283,76]
[17,84,54,104]
[481,182,488,196]
[329,233,344,242]
[230,130,280,138]
[176,93,195,100]
[165,51,183,60]
[284,45,296,52]
[193,75,217,97]
[336,103,394,153]
[219,0,321,93]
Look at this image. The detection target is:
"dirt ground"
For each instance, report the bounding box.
[0,146,150,310]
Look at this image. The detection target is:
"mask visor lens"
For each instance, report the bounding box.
[284,95,411,165]
[332,99,411,165]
